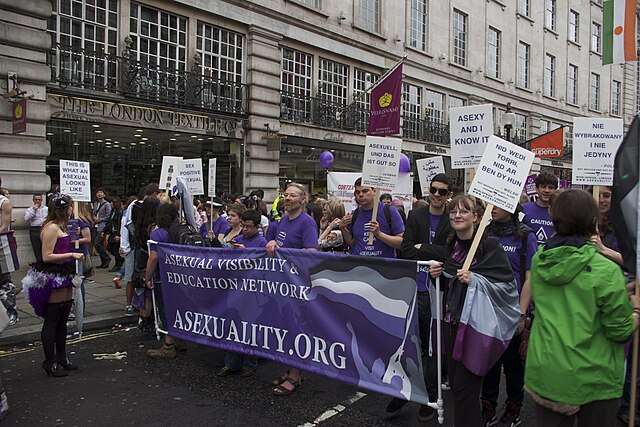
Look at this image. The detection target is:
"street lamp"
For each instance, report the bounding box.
[502,102,516,142]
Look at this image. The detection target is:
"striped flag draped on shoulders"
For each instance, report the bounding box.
[603,0,637,65]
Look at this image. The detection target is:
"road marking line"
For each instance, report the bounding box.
[298,392,367,427]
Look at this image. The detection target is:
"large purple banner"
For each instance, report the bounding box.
[156,243,427,403]
[367,64,403,136]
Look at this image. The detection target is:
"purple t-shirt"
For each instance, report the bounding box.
[199,216,231,239]
[149,227,170,281]
[429,213,442,244]
[495,232,538,292]
[522,202,554,245]
[349,202,405,258]
[235,233,267,248]
[266,212,318,249]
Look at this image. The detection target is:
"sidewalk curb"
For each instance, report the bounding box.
[1,314,138,346]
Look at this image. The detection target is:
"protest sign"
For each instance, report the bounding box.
[572,118,623,185]
[327,172,360,213]
[159,156,183,192]
[361,136,403,193]
[157,244,428,404]
[59,159,91,202]
[208,158,217,198]
[469,136,534,213]
[524,174,538,196]
[416,157,445,196]
[177,159,204,196]
[393,172,413,213]
[450,104,494,169]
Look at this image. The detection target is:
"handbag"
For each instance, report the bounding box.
[83,254,95,277]
[518,313,532,361]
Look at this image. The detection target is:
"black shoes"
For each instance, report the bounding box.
[57,357,78,371]
[42,361,68,377]
[384,398,408,419]
[108,264,122,272]
[98,261,111,269]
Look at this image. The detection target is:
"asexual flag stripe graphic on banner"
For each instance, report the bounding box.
[156,244,428,404]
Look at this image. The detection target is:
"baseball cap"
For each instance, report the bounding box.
[206,197,225,207]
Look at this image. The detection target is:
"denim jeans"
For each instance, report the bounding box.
[225,351,258,371]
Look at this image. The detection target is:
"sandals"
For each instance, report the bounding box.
[273,377,303,396]
[271,370,290,386]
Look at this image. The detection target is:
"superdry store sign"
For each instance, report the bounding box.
[48,94,244,137]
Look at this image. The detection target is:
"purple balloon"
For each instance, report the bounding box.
[319,151,334,168]
[399,153,411,173]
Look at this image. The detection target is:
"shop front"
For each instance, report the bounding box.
[47,94,246,198]
[278,136,464,199]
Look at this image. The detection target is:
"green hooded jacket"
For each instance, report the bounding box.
[524,239,634,405]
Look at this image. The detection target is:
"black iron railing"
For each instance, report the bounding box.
[280,91,451,144]
[48,43,247,114]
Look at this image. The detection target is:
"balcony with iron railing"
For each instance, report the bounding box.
[280,91,451,145]
[47,41,248,115]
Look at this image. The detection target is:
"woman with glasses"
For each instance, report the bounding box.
[429,195,518,427]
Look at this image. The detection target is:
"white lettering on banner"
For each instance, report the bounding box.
[529,218,553,226]
[172,310,347,369]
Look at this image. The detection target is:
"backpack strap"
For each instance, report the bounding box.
[520,233,528,286]
[350,204,393,234]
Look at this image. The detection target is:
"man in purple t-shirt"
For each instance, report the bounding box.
[339,178,404,258]
[265,182,317,396]
[233,210,267,249]
[522,172,558,245]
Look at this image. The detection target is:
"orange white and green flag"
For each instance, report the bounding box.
[603,0,637,65]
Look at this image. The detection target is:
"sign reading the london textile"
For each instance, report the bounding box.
[48,94,244,137]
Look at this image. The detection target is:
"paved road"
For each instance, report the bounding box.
[0,325,548,426]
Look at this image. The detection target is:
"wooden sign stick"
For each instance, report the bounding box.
[462,203,493,270]
[368,188,380,245]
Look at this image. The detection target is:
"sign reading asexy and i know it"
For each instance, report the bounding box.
[449,104,494,169]
[59,160,91,202]
[572,118,623,185]
[469,136,534,213]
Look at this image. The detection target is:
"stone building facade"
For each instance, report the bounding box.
[0,0,637,262]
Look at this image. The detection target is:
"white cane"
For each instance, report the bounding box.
[418,260,444,425]
[147,239,167,341]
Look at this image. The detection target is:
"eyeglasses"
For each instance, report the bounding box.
[429,187,449,196]
[449,209,471,216]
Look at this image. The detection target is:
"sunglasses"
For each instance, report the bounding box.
[429,187,449,197]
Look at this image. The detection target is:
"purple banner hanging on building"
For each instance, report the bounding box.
[367,63,403,136]
[156,243,428,404]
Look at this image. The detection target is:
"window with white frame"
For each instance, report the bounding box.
[565,125,573,151]
[569,10,579,43]
[297,0,319,7]
[403,83,422,139]
[590,72,600,110]
[353,69,379,109]
[518,0,530,17]
[567,64,578,105]
[515,113,527,140]
[545,0,556,31]
[410,0,428,51]
[354,69,379,131]
[48,0,119,90]
[452,9,468,67]
[318,58,349,105]
[612,80,621,116]
[129,3,187,71]
[426,90,444,123]
[358,0,380,33]
[196,22,244,110]
[544,54,555,97]
[540,120,549,134]
[592,22,601,53]
[517,42,530,89]
[487,27,501,79]
[449,95,465,110]
[281,47,313,120]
